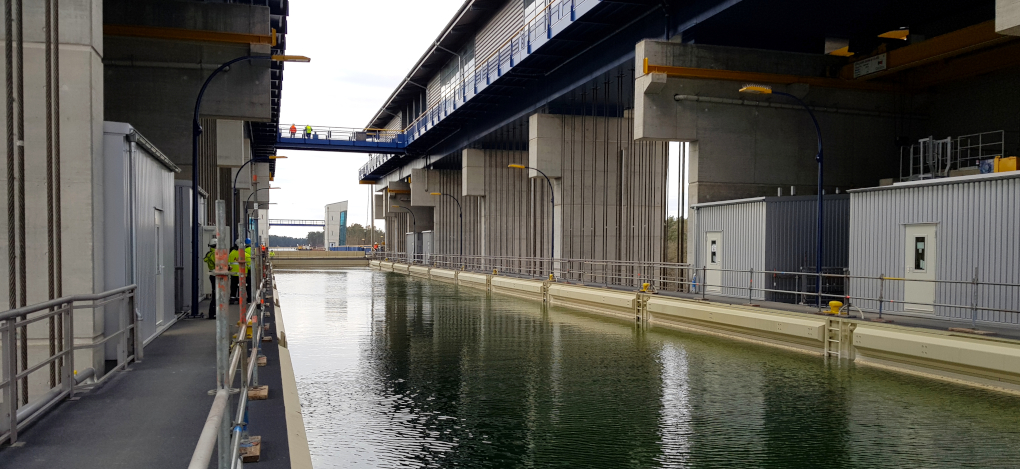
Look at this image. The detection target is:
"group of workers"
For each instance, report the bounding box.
[202,238,262,320]
[288,124,313,138]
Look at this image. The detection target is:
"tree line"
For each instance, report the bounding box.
[269,223,385,248]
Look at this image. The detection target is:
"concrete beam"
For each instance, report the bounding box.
[410,168,437,207]
[998,0,1020,36]
[462,149,485,196]
[528,114,562,179]
[217,120,245,167]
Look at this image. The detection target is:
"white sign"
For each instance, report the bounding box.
[853,53,887,78]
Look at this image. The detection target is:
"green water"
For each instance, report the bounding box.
[276,269,1020,469]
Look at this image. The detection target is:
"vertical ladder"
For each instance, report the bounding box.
[825,318,843,359]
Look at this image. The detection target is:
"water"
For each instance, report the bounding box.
[276,269,1020,469]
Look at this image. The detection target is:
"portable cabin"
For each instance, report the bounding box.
[848,172,1020,324]
[692,195,850,303]
[103,122,178,351]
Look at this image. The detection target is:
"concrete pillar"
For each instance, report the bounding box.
[410,168,437,207]
[217,120,245,167]
[462,148,484,196]
[0,0,107,382]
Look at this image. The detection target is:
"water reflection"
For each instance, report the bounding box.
[276,269,1020,469]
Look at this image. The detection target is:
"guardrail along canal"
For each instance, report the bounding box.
[277,269,1020,468]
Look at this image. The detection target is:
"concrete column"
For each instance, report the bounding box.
[462,148,484,196]
[998,0,1020,36]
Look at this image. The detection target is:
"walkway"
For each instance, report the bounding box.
[0,294,292,468]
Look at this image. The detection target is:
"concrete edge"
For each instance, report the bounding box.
[272,284,314,469]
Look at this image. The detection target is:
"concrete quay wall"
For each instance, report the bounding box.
[377,263,1020,395]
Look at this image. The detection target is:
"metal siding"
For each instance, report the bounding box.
[426,74,442,109]
[764,196,850,302]
[383,113,402,131]
[694,200,766,300]
[133,141,177,342]
[849,176,1020,324]
[476,0,524,77]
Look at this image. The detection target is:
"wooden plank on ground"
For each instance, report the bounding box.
[240,436,261,462]
[948,327,997,336]
[248,385,268,400]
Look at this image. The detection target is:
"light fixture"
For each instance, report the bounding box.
[738,84,772,95]
[270,55,312,63]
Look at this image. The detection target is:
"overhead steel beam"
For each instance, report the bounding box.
[643,58,902,91]
[104,24,275,46]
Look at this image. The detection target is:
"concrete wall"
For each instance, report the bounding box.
[0,0,106,375]
[324,201,348,248]
[634,40,923,205]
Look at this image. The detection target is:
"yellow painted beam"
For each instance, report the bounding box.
[842,21,1015,80]
[642,58,900,92]
[105,24,274,46]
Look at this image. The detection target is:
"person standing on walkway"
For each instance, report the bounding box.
[228,244,240,304]
[289,123,297,138]
[204,238,218,319]
[304,124,312,138]
[244,238,253,300]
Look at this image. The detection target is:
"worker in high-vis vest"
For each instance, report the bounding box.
[289,123,297,138]
[228,244,240,304]
[244,239,253,300]
[204,238,218,319]
[304,124,312,138]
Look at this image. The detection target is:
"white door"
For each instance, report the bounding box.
[904,224,936,312]
[155,209,165,326]
[705,232,722,294]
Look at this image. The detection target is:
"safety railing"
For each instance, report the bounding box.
[372,252,1020,327]
[1,284,141,446]
[360,0,598,180]
[189,200,272,469]
[278,124,403,143]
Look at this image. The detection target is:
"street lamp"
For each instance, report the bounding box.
[232,155,286,244]
[191,54,309,320]
[739,83,824,307]
[508,164,554,261]
[429,192,463,260]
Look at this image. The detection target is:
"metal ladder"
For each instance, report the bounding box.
[824,318,845,359]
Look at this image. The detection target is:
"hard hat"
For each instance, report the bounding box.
[209,238,218,247]
[245,238,251,245]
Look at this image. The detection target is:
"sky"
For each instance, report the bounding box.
[270,0,689,239]
[270,0,464,238]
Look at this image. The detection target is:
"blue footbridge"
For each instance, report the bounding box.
[276,125,406,154]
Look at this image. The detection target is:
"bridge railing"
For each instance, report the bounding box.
[267,219,325,227]
[0,285,141,445]
[278,124,403,143]
[371,252,1020,325]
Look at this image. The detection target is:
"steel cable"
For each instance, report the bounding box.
[54,0,63,380]
[46,0,56,388]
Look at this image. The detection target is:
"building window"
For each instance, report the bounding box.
[914,236,926,271]
[710,240,717,264]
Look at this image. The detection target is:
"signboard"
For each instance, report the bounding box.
[853,53,887,78]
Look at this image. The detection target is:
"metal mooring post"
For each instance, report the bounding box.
[971,266,978,328]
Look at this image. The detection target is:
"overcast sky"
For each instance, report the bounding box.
[270,0,688,240]
[271,0,464,238]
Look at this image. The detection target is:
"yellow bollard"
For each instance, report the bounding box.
[829,301,843,315]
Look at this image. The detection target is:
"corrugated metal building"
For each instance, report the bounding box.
[103,122,178,350]
[849,173,1020,324]
[692,195,850,302]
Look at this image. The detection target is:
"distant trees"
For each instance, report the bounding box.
[268,234,305,247]
[345,223,384,245]
[664,216,688,263]
[306,231,324,248]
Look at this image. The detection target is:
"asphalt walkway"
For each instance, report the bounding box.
[0,293,292,468]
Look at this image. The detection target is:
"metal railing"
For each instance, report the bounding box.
[278,124,402,143]
[1,284,141,445]
[372,252,1020,327]
[190,200,272,469]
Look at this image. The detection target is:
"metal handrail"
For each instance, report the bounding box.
[1,284,140,446]
[372,252,1020,326]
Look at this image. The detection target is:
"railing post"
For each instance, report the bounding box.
[119,290,129,368]
[971,266,979,328]
[878,274,885,320]
[63,302,75,399]
[748,267,754,304]
[3,319,17,443]
[131,291,143,363]
[702,266,707,300]
[214,200,231,469]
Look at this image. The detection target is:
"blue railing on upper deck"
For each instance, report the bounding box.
[358,0,600,180]
[276,125,407,153]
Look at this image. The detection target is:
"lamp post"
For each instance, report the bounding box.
[190,54,309,321]
[392,205,416,263]
[430,192,463,261]
[232,155,286,244]
[508,164,555,263]
[739,84,824,307]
